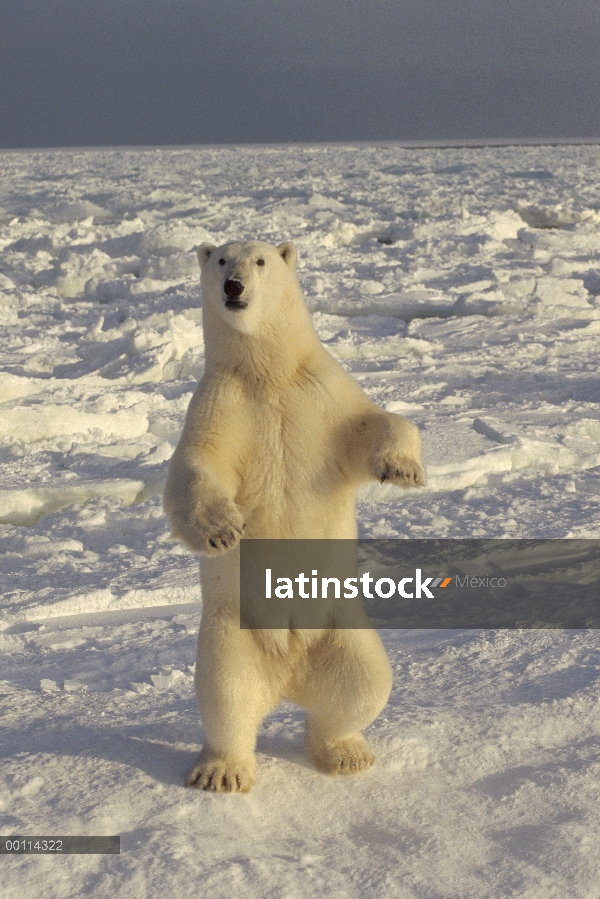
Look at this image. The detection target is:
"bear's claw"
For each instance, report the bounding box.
[376,459,425,488]
[174,498,246,556]
[186,756,255,793]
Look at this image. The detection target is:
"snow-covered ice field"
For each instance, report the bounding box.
[1,143,600,897]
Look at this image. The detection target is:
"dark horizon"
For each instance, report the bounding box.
[2,137,600,156]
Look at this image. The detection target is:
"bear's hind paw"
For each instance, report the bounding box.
[186,755,255,793]
[311,735,375,776]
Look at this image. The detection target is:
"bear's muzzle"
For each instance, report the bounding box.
[223,279,247,310]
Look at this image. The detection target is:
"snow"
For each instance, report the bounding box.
[1,142,600,897]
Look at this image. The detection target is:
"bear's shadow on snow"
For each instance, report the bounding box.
[500,665,600,705]
[488,820,582,865]
[1,717,312,787]
[0,724,195,787]
[473,736,600,812]
[254,734,314,772]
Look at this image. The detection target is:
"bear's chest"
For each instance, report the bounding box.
[238,381,346,500]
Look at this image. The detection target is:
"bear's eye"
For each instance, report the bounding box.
[218,258,226,266]
[256,258,265,266]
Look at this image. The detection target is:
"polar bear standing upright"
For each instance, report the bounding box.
[164,239,425,792]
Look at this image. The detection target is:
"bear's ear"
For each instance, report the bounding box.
[276,241,297,270]
[197,243,217,269]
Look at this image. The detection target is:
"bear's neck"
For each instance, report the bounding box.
[203,302,323,386]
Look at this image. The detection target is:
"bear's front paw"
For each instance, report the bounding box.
[200,499,246,554]
[171,497,245,555]
[186,754,255,793]
[373,453,426,488]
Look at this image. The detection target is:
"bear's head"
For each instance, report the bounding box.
[197,239,300,336]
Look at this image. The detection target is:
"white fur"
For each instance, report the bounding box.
[164,239,425,792]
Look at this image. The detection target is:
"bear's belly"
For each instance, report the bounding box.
[245,494,358,540]
[236,459,357,540]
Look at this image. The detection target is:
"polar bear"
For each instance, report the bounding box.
[164,239,425,792]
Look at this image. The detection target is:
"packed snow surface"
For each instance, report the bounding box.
[1,144,599,897]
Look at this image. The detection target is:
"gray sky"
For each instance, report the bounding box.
[1,0,599,147]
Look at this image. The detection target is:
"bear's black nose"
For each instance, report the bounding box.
[224,279,244,298]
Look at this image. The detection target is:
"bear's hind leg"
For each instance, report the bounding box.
[294,629,393,776]
[187,620,281,792]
